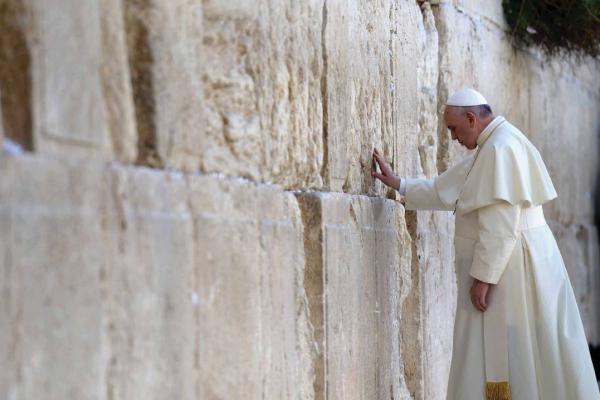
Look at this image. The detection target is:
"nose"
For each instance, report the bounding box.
[450,131,457,140]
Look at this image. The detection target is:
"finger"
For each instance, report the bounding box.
[471,296,484,312]
[372,171,386,181]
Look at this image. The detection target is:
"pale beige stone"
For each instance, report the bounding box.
[0,155,109,400]
[200,0,324,188]
[104,166,197,400]
[189,176,313,399]
[124,0,204,170]
[297,192,415,400]
[28,0,136,161]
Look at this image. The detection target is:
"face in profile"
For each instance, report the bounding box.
[444,106,479,150]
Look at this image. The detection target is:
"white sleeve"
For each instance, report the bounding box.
[469,201,521,284]
[397,178,407,195]
[404,178,453,211]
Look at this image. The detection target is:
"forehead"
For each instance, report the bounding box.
[443,106,463,124]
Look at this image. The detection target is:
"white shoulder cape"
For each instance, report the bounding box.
[453,118,557,215]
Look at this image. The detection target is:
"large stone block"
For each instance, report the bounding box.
[189,176,313,399]
[526,56,600,225]
[27,0,137,161]
[104,166,197,399]
[433,2,530,169]
[414,211,456,400]
[0,155,110,400]
[200,0,324,188]
[124,0,204,170]
[297,192,415,400]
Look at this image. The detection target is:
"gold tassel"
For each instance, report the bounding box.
[485,381,511,400]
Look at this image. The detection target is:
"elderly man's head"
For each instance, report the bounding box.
[443,104,494,150]
[443,88,494,150]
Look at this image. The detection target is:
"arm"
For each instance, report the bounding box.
[372,148,471,211]
[470,201,521,284]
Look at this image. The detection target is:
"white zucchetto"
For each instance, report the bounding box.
[446,88,488,107]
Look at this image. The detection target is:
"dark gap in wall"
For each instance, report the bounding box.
[319,0,329,187]
[401,210,424,399]
[296,193,326,400]
[0,1,33,151]
[123,0,162,168]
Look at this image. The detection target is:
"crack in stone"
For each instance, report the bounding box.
[319,1,329,188]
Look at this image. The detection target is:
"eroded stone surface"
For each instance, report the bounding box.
[200,0,324,188]
[28,0,136,161]
[190,176,313,399]
[0,155,109,400]
[297,192,414,400]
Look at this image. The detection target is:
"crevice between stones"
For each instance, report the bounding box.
[296,193,326,400]
[400,210,424,399]
[0,0,34,151]
[319,1,329,188]
[123,0,163,168]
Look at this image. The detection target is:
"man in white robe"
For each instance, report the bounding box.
[372,88,600,400]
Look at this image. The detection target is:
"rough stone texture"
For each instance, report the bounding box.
[0,155,109,400]
[27,0,137,161]
[124,0,204,170]
[1,1,600,399]
[104,167,197,400]
[297,192,414,400]
[200,0,324,188]
[191,176,313,399]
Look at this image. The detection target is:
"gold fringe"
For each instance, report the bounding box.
[486,381,511,400]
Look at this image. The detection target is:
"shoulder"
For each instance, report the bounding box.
[483,121,541,160]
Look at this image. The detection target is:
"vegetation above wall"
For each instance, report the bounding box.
[503,0,600,58]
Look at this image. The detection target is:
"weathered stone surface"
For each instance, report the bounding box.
[27,0,136,161]
[297,192,414,400]
[189,176,313,399]
[200,0,324,188]
[104,167,197,400]
[415,210,456,400]
[0,155,110,400]
[124,0,204,170]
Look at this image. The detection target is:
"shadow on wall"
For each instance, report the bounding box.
[590,124,600,381]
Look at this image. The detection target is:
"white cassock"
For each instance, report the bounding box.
[402,116,600,400]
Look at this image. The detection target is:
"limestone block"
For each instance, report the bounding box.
[391,1,435,180]
[415,211,456,400]
[104,167,197,399]
[189,176,312,399]
[200,1,324,188]
[0,155,110,400]
[27,0,136,161]
[124,0,204,170]
[433,2,530,169]
[297,192,415,400]
[526,56,600,225]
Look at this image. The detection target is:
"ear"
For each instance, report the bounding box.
[466,111,476,127]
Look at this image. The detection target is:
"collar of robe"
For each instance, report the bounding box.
[476,116,506,147]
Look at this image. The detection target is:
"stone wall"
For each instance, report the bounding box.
[0,1,599,399]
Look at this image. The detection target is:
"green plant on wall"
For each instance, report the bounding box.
[502,0,600,58]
